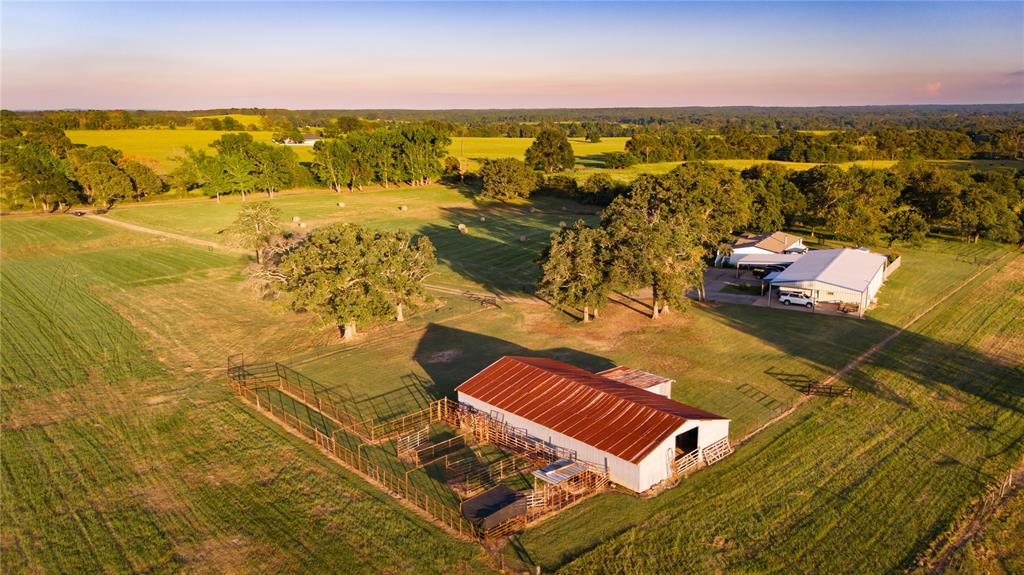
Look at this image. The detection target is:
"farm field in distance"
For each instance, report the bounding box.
[65,128,1024,191]
[65,129,314,172]
[2,182,1020,573]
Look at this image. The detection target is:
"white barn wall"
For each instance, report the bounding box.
[866,265,885,301]
[459,392,731,493]
[458,392,642,491]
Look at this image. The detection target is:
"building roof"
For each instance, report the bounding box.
[733,231,803,253]
[460,484,526,529]
[456,356,726,464]
[771,248,887,292]
[728,252,804,267]
[532,459,590,485]
[597,366,673,391]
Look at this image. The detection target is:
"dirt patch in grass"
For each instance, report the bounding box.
[102,272,335,374]
[424,349,462,364]
[520,292,696,353]
[177,536,288,575]
[3,376,168,430]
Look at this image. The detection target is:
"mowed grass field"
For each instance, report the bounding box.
[103,185,595,294]
[3,186,1021,573]
[0,217,494,574]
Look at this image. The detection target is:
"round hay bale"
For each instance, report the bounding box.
[291,216,301,223]
[560,206,567,212]
[479,216,486,222]
[399,205,408,211]
[519,235,527,242]
[457,223,468,234]
[299,222,308,228]
[559,221,567,229]
[336,202,346,208]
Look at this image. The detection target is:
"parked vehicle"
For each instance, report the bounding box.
[779,292,815,308]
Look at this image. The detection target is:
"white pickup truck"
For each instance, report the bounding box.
[779,292,815,308]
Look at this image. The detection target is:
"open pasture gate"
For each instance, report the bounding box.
[226,355,610,540]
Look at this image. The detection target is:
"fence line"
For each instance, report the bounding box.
[884,255,902,279]
[228,355,608,540]
[229,381,480,540]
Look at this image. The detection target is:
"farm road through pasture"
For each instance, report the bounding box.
[85,213,247,254]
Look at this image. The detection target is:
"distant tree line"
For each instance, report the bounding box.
[620,126,1019,166]
[7,105,1021,151]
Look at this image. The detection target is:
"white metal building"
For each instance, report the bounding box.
[456,356,730,493]
[770,248,888,315]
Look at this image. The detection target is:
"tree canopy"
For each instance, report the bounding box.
[479,158,537,201]
[228,201,282,263]
[525,128,575,173]
[538,221,610,322]
[279,224,436,340]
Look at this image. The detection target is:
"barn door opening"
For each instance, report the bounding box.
[674,428,699,458]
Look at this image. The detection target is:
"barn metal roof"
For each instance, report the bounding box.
[597,366,673,391]
[456,356,727,464]
[771,248,887,293]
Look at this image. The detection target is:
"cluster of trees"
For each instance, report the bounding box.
[1,115,164,211]
[538,160,1023,322]
[279,223,436,339]
[310,124,451,191]
[192,116,259,131]
[172,133,304,201]
[745,162,1023,245]
[540,163,750,321]
[478,127,580,200]
[228,202,436,339]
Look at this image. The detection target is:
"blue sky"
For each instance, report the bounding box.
[2,1,1021,109]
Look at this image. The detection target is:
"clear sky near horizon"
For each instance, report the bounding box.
[2,1,1022,110]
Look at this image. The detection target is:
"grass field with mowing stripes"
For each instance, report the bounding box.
[0,217,495,574]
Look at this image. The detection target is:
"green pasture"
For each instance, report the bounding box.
[509,252,1024,574]
[0,217,493,574]
[2,193,1020,573]
[104,185,597,293]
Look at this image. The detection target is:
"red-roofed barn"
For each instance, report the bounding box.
[456,356,731,493]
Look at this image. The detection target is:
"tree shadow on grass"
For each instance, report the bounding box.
[418,205,578,295]
[412,322,615,397]
[575,154,607,169]
[700,302,1024,423]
